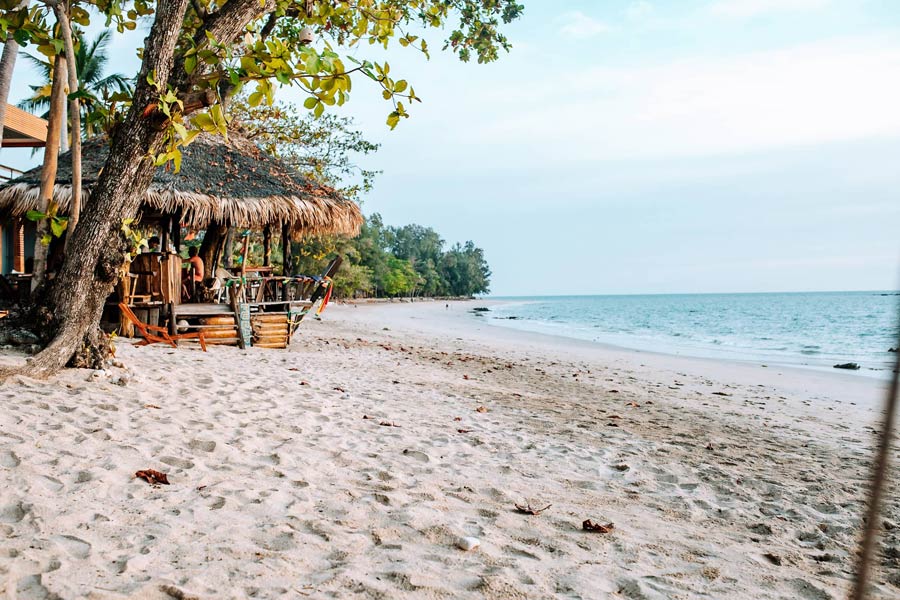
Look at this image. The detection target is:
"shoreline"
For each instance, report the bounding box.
[1,300,897,599]
[474,296,898,381]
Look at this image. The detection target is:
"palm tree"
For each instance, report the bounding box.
[19,30,132,137]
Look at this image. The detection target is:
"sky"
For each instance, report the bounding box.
[3,0,900,296]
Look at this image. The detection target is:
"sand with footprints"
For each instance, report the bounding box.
[1,301,897,599]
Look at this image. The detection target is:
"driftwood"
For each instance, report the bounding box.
[514,502,552,515]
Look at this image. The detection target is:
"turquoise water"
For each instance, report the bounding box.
[486,292,900,376]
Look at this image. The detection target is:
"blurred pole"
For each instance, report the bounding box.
[850,300,900,600]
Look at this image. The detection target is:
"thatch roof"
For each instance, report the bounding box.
[0,133,362,236]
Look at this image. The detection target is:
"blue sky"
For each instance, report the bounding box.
[4,0,900,295]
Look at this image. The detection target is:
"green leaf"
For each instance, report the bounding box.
[185,55,197,74]
[50,217,67,238]
[303,97,318,110]
[25,210,46,222]
[313,102,325,118]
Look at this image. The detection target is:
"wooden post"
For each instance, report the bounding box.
[281,224,292,300]
[239,233,250,277]
[172,216,181,253]
[13,221,24,273]
[160,215,170,254]
[262,225,271,267]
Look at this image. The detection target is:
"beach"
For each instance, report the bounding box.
[1,300,897,599]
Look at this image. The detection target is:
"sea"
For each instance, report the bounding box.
[485,291,900,377]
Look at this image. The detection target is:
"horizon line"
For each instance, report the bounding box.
[485,289,900,299]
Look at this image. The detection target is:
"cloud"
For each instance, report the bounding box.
[442,36,900,163]
[557,11,612,39]
[625,1,655,22]
[709,0,830,19]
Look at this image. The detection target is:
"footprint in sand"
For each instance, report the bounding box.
[0,501,28,523]
[402,449,430,463]
[0,450,20,468]
[187,439,216,452]
[51,535,92,559]
[160,456,194,470]
[36,475,64,492]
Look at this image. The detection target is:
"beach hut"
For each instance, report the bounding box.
[1,105,48,276]
[0,131,362,347]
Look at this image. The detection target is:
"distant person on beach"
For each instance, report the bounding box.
[446,303,449,310]
[145,236,160,253]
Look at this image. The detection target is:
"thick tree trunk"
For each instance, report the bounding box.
[0,33,19,148]
[53,2,83,247]
[198,224,226,276]
[31,56,66,291]
[0,0,191,379]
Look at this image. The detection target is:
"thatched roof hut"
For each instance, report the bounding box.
[0,133,362,236]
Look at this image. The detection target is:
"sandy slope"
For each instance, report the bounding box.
[0,301,897,599]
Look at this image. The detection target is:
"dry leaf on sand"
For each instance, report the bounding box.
[135,469,170,485]
[582,519,614,533]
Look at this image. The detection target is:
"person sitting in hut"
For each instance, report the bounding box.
[145,236,160,253]
[182,247,205,301]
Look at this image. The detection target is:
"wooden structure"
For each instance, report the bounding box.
[1,105,47,282]
[2,104,48,148]
[119,303,207,351]
[0,132,360,348]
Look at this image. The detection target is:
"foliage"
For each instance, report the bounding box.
[231,96,379,202]
[24,205,66,244]
[18,29,133,137]
[295,213,490,298]
[1,0,524,170]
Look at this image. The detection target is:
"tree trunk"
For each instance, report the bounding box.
[58,59,68,152]
[198,224,226,276]
[31,55,66,291]
[0,33,20,148]
[223,228,235,268]
[0,0,191,379]
[53,2,83,248]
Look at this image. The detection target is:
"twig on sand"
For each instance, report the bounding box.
[515,502,552,515]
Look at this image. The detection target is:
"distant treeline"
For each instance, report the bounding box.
[293,214,491,298]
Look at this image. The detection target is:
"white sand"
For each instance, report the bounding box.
[1,300,898,599]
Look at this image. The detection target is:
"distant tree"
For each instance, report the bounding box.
[442,241,491,296]
[231,98,380,203]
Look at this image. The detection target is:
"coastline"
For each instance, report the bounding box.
[480,292,899,380]
[1,300,897,599]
